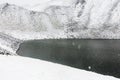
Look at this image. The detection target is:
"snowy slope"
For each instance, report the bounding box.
[0,55,119,80]
[0,0,120,53]
[0,3,56,32]
[0,3,68,40]
[0,0,119,39]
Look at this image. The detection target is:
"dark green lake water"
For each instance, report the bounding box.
[17,39,120,78]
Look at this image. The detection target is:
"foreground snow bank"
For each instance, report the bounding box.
[0,55,119,80]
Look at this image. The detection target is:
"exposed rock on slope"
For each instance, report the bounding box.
[0,32,21,55]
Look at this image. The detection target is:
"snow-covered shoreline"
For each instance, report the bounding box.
[1,30,120,55]
[0,55,119,80]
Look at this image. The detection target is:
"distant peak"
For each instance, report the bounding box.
[0,3,20,8]
[1,3,10,7]
[0,3,11,9]
[0,3,27,11]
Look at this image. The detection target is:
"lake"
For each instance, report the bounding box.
[17,39,120,78]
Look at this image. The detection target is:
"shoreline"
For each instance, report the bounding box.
[1,30,120,55]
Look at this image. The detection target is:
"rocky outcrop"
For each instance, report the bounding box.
[0,32,22,55]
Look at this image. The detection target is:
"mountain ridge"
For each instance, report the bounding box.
[0,0,120,40]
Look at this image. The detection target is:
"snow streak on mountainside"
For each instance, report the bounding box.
[0,0,120,40]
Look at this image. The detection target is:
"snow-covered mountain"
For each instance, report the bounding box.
[73,0,120,30]
[0,3,56,32]
[47,0,120,39]
[0,0,120,53]
[0,0,120,39]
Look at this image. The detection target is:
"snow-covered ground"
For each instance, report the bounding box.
[0,55,119,80]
